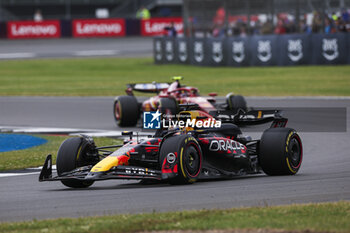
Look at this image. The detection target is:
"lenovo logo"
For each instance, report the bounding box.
[76,23,122,35]
[8,20,60,39]
[141,18,183,36]
[11,25,57,36]
[73,19,125,37]
[144,22,182,34]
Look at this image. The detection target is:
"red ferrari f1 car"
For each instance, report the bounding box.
[113,77,247,126]
[39,107,303,188]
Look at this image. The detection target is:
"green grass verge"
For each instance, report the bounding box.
[0,201,349,233]
[0,58,349,96]
[0,135,121,171]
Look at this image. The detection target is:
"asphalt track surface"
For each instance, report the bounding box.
[0,37,153,59]
[0,97,349,222]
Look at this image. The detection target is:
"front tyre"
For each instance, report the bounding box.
[114,96,139,127]
[159,135,202,184]
[259,128,303,175]
[56,137,96,188]
[226,93,247,114]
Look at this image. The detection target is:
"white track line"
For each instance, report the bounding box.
[0,172,39,178]
[0,52,36,59]
[0,166,57,178]
[27,165,56,170]
[74,50,119,56]
[0,126,101,134]
[11,127,97,134]
[0,126,145,137]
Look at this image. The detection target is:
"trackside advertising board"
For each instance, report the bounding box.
[154,33,350,66]
[7,20,60,39]
[141,17,183,36]
[73,19,125,37]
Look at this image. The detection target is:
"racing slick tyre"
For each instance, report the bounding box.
[259,128,303,176]
[159,97,178,117]
[56,137,97,188]
[226,94,247,114]
[114,96,139,127]
[159,135,202,184]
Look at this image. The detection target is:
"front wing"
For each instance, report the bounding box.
[39,155,163,182]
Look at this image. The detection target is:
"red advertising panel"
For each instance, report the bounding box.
[73,19,125,37]
[141,17,183,36]
[7,20,60,39]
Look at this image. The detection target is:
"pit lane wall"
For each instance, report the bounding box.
[153,34,350,66]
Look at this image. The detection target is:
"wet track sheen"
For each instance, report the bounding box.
[0,97,349,222]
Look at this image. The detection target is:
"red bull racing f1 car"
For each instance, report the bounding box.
[39,108,303,188]
[113,76,247,127]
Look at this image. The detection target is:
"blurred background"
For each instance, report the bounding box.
[0,0,349,39]
[185,0,350,37]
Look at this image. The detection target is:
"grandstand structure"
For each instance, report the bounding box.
[0,0,182,21]
[1,0,349,39]
[183,0,350,36]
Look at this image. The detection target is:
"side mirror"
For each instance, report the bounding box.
[122,131,133,140]
[208,92,217,97]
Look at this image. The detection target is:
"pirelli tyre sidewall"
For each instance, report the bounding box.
[56,137,94,188]
[259,128,303,176]
[113,96,139,127]
[160,135,203,184]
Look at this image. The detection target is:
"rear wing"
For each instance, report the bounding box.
[126,83,170,95]
[210,109,288,128]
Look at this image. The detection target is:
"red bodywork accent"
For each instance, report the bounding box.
[199,138,209,144]
[145,147,159,153]
[161,152,178,174]
[173,164,178,173]
[145,140,160,153]
[117,155,130,166]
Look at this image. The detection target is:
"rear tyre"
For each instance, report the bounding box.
[114,96,139,127]
[159,135,202,184]
[159,97,178,118]
[226,94,247,114]
[56,137,96,188]
[259,128,303,175]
